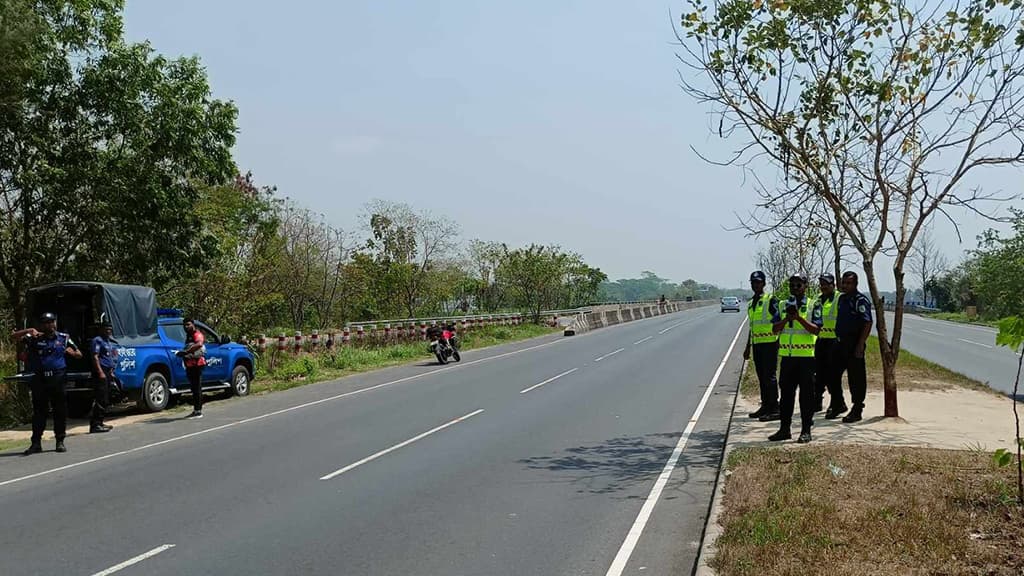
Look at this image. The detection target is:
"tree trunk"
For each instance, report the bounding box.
[862,258,899,417]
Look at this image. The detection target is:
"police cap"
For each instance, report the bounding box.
[819,273,836,285]
[749,271,767,282]
[39,312,57,322]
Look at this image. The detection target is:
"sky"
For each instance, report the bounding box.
[122,0,1021,291]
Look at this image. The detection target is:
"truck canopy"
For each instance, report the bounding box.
[26,282,160,346]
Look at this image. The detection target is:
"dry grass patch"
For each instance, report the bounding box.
[712,445,1024,576]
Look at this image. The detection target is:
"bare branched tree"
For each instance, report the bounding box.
[908,223,949,306]
[679,0,1024,416]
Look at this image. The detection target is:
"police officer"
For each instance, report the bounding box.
[835,271,873,423]
[742,271,781,421]
[12,312,83,455]
[815,274,843,417]
[769,274,823,443]
[89,321,117,434]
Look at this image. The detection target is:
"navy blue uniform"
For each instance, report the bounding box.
[24,332,77,444]
[91,335,119,428]
[836,292,873,413]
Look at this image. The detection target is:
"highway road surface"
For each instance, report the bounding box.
[887,313,1022,396]
[0,306,747,576]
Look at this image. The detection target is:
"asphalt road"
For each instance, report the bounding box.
[0,306,747,576]
[886,313,1022,396]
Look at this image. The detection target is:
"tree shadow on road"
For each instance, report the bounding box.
[517,429,726,501]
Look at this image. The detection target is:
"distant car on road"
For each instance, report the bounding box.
[720,296,741,313]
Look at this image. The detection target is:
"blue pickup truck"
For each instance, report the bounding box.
[10,282,256,414]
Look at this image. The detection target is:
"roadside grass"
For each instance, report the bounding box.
[711,445,1024,576]
[925,312,1000,328]
[252,323,558,394]
[740,335,990,399]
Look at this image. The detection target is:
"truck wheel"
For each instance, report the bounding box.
[136,371,170,413]
[230,365,251,397]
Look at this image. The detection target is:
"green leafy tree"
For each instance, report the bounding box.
[497,245,571,322]
[0,0,237,325]
[971,209,1024,319]
[680,0,1024,417]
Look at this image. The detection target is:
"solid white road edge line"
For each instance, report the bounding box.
[520,368,579,394]
[319,409,484,480]
[604,319,746,576]
[90,544,175,576]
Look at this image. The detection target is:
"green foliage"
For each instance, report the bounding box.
[0,0,237,323]
[495,244,603,321]
[971,210,1024,319]
[997,316,1024,351]
[600,272,740,302]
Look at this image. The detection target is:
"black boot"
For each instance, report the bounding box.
[825,404,848,420]
[22,443,42,456]
[748,406,765,419]
[768,429,791,442]
[90,424,112,434]
[842,408,862,423]
[797,431,812,444]
[55,440,67,453]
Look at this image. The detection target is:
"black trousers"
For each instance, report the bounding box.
[187,366,205,411]
[779,356,815,433]
[814,338,842,408]
[30,372,67,444]
[836,339,868,411]
[752,342,779,411]
[91,367,113,427]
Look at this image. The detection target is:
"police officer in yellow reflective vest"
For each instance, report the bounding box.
[769,274,823,444]
[815,273,842,417]
[742,271,781,421]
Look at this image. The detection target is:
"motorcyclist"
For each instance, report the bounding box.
[442,323,459,350]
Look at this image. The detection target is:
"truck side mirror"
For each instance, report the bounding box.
[221,335,232,344]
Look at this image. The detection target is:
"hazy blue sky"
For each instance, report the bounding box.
[123,1,1019,290]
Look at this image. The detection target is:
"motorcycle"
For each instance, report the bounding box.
[429,335,461,365]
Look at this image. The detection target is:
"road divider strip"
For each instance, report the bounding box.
[520,368,579,395]
[90,544,175,576]
[594,348,625,362]
[320,409,485,481]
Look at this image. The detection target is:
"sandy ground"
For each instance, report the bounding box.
[731,388,1019,451]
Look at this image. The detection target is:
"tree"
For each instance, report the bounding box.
[680,0,1024,417]
[363,200,459,318]
[908,223,948,306]
[0,0,237,325]
[466,239,506,312]
[270,202,352,329]
[160,173,283,336]
[496,245,570,322]
[970,209,1024,318]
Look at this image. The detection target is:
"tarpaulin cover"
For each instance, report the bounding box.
[27,282,160,345]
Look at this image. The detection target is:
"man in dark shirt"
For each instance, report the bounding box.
[835,271,873,423]
[12,313,83,455]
